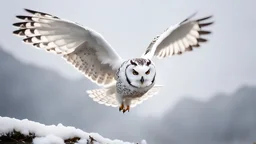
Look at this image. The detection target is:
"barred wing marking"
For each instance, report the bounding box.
[87,87,119,107]
[13,9,123,86]
[143,12,214,59]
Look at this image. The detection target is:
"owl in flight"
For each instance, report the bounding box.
[13,9,214,113]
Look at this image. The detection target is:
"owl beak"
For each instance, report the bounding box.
[140,76,144,84]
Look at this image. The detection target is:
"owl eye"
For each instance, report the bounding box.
[145,69,150,75]
[132,69,139,75]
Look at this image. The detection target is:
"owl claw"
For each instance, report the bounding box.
[119,103,124,111]
[122,105,130,113]
[119,104,130,113]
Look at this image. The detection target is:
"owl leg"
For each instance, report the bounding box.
[119,103,124,111]
[122,98,131,113]
[116,94,125,112]
[122,105,130,113]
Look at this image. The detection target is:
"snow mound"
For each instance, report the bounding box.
[0,116,147,144]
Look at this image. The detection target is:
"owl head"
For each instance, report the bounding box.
[125,58,156,88]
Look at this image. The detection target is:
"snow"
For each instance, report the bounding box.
[33,135,65,144]
[0,116,147,144]
[141,140,147,144]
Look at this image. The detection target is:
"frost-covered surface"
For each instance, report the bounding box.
[0,116,147,144]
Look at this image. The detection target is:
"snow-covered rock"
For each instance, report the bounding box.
[0,116,147,144]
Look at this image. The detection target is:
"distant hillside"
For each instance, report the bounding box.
[0,46,146,142]
[0,47,96,124]
[145,85,256,144]
[0,46,256,144]
[0,46,119,126]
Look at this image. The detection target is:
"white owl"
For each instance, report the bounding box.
[12,9,214,113]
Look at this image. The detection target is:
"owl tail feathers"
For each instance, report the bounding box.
[143,85,163,98]
[129,85,163,107]
[154,84,164,88]
[86,86,119,108]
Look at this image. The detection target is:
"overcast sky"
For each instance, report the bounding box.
[0,0,255,116]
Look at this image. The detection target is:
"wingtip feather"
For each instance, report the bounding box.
[197,15,214,22]
[23,8,60,19]
[180,11,198,24]
[13,29,23,35]
[24,8,34,14]
[12,22,20,27]
[16,15,27,20]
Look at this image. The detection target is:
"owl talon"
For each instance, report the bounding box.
[126,105,130,112]
[119,103,124,111]
[122,105,130,113]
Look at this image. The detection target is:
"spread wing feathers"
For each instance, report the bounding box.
[143,12,214,59]
[87,86,119,107]
[63,43,116,85]
[13,8,123,86]
[86,85,162,108]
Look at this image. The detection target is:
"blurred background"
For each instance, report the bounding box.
[0,0,256,143]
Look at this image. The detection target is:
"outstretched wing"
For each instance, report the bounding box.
[13,9,123,86]
[87,86,119,107]
[142,12,214,59]
[86,85,162,108]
